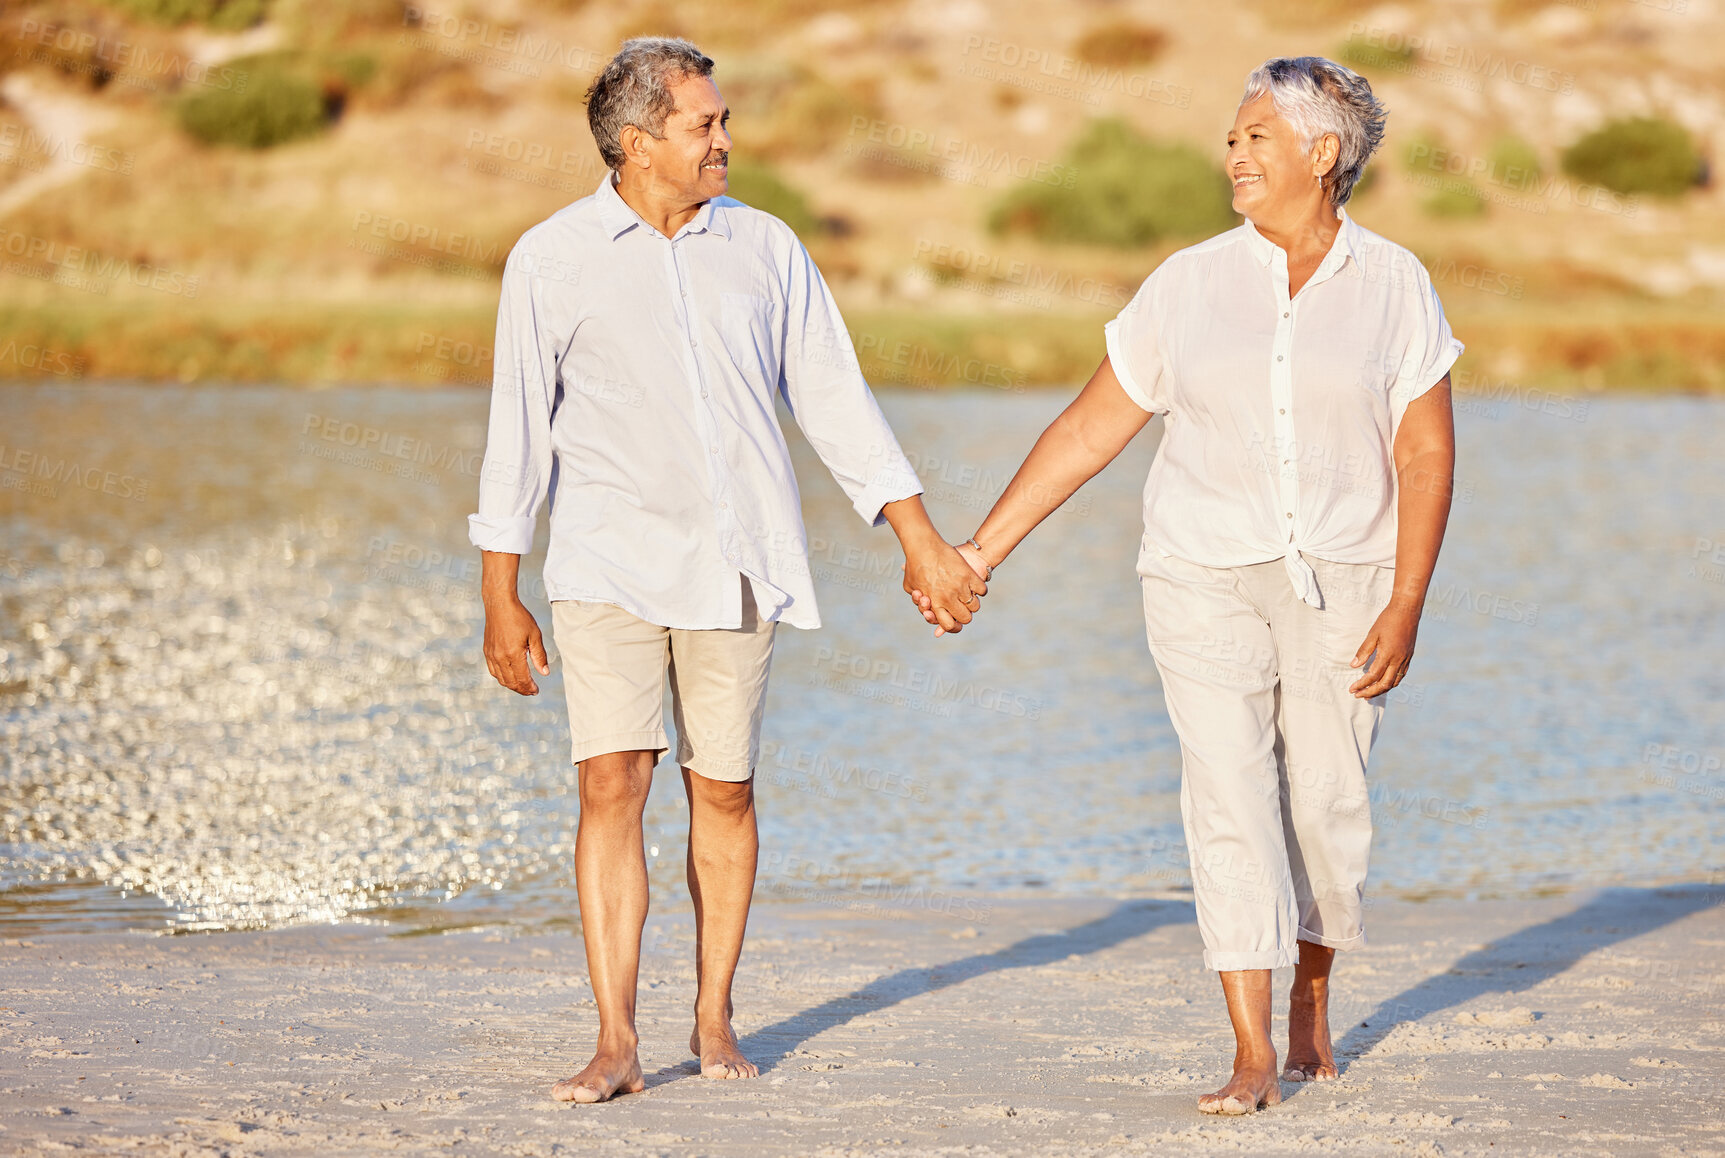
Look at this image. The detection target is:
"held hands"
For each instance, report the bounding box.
[905,541,993,637]
[1349,601,1420,699]
[483,594,551,695]
[901,539,988,636]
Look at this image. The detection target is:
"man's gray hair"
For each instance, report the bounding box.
[1241,57,1386,208]
[585,37,715,171]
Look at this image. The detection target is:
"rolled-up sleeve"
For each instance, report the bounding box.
[468,243,560,554]
[778,234,921,526]
[1104,271,1170,415]
[1388,257,1464,423]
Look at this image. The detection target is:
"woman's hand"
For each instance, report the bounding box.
[901,540,986,635]
[907,542,992,634]
[1348,603,1420,699]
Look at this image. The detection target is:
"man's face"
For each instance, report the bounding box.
[643,73,732,203]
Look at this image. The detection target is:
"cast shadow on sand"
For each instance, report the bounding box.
[1326,884,1719,1079]
[735,899,1192,1075]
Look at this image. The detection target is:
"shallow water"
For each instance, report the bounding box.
[1,385,1721,932]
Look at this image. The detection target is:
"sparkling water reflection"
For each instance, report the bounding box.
[1,385,1721,931]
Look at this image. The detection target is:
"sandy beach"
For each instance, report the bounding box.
[3,885,1722,1156]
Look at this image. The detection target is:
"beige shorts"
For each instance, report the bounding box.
[550,581,777,782]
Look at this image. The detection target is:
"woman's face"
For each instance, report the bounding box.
[1226,94,1333,220]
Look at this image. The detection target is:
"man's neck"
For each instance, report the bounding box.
[613,169,706,239]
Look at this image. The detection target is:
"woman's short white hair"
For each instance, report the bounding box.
[1241,57,1386,208]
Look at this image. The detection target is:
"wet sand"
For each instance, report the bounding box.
[3,886,1721,1156]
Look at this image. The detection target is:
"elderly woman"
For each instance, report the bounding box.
[917,57,1459,1113]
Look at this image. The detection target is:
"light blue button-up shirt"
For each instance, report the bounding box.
[468,172,922,630]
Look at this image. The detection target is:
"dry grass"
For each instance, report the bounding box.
[5,294,1720,392]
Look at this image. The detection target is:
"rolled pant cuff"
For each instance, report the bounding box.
[1298,927,1366,951]
[682,756,755,783]
[571,731,669,767]
[1204,947,1298,971]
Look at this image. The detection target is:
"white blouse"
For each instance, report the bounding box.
[1104,210,1462,607]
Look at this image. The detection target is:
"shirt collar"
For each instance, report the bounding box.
[1242,206,1360,272]
[594,169,731,242]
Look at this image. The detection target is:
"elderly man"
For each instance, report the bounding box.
[469,38,984,1103]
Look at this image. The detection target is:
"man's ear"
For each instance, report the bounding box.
[619,123,652,170]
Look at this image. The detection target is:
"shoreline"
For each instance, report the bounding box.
[1,301,1723,393]
[3,885,1720,1155]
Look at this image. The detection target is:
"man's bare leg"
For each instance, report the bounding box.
[550,749,654,1103]
[682,768,759,1080]
[1283,940,1337,1081]
[1198,968,1282,1115]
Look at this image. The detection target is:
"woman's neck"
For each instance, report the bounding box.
[1252,203,1343,264]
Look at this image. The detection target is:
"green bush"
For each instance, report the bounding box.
[725,158,822,237]
[1561,117,1702,196]
[988,118,1234,248]
[1488,135,1542,186]
[1421,181,1487,218]
[176,64,328,147]
[1338,36,1414,74]
[102,0,267,30]
[1349,163,1378,200]
[1401,128,1447,173]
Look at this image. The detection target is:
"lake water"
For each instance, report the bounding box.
[1,385,1721,933]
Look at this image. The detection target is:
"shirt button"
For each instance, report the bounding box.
[719,501,729,510]
[1277,355,1284,361]
[700,388,709,398]
[1283,311,1289,318]
[1279,408,1286,415]
[710,444,720,455]
[1286,512,1294,518]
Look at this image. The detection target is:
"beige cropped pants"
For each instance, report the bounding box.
[1139,549,1394,972]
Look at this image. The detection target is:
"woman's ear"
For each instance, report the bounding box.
[1313,132,1340,180]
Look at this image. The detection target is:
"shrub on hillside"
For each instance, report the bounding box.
[176,63,328,147]
[725,159,822,238]
[1489,135,1542,185]
[1561,117,1702,196]
[1421,181,1487,218]
[988,118,1234,248]
[103,0,267,31]
[1338,36,1413,74]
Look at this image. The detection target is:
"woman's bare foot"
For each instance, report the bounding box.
[549,1042,645,1103]
[690,1022,758,1080]
[1282,992,1337,1082]
[1201,967,1282,1115]
[1283,942,1338,1082]
[1198,1054,1282,1115]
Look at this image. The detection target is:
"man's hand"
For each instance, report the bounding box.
[908,542,992,633]
[483,594,551,695]
[901,539,986,636]
[881,496,987,636]
[1349,603,1420,699]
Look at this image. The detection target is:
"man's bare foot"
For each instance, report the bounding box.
[549,1044,645,1103]
[1197,1058,1282,1116]
[690,1023,758,1080]
[1283,989,1337,1082]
